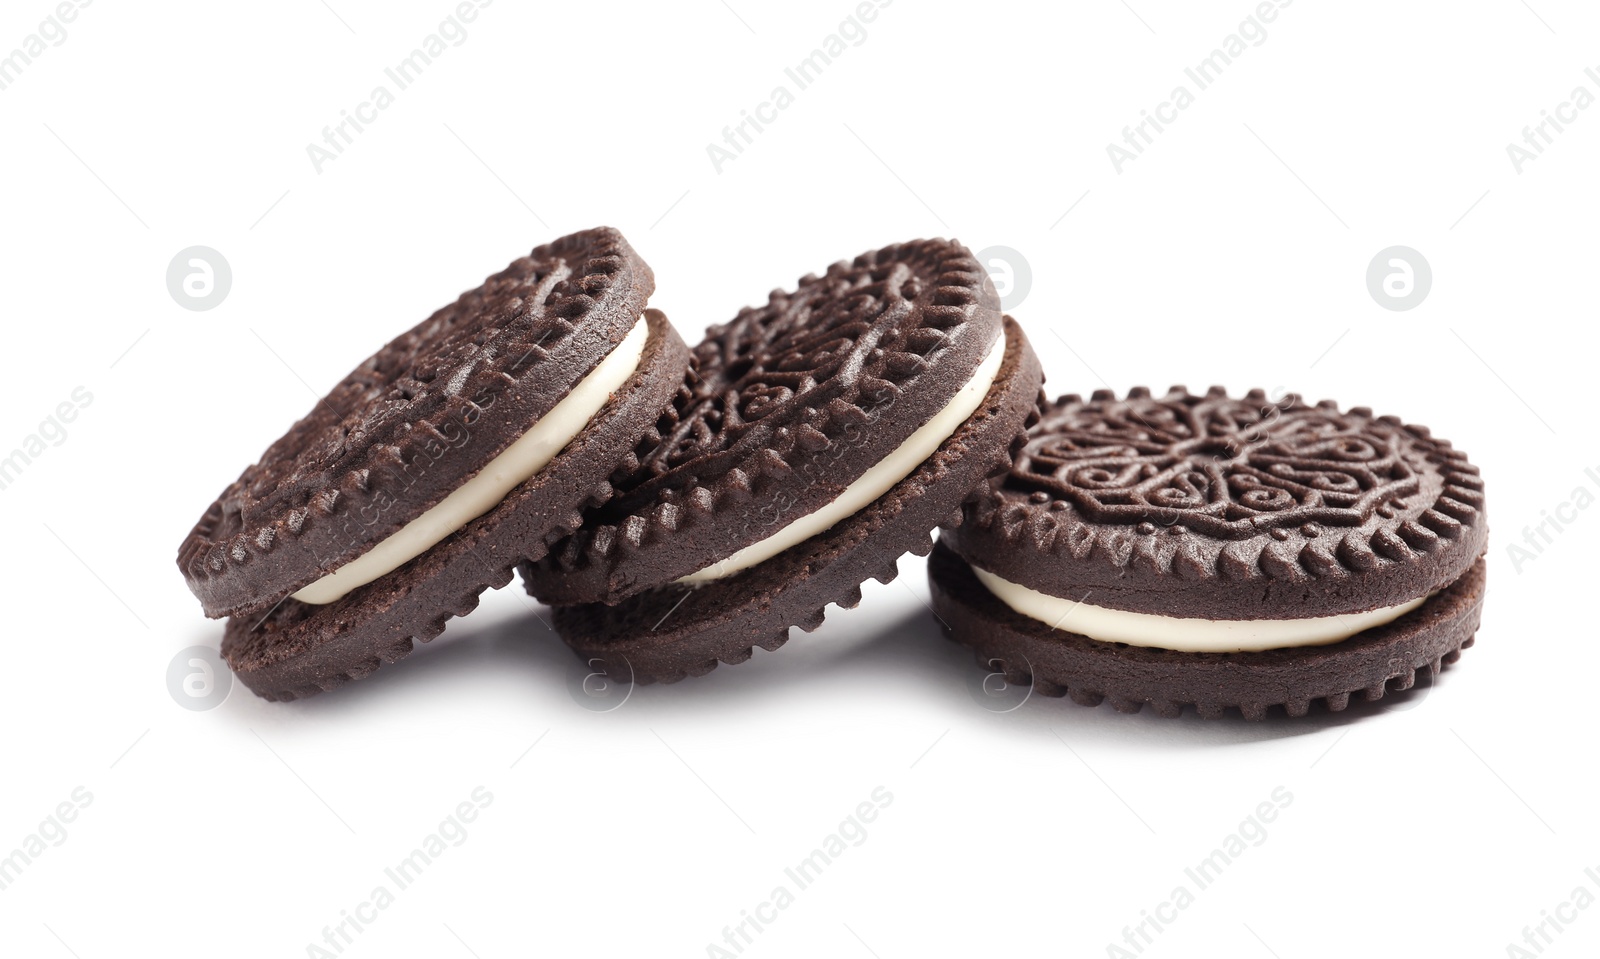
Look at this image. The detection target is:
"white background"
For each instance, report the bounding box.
[2,1,1596,956]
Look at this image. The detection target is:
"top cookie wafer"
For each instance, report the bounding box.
[949,386,1488,620]
[178,227,653,619]
[525,237,1004,605]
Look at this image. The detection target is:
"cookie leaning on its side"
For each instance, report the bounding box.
[931,386,1488,719]
[521,238,1045,684]
[176,227,690,701]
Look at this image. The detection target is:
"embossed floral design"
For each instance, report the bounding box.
[737,384,795,422]
[639,259,932,479]
[1011,394,1419,537]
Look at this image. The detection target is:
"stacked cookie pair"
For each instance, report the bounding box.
[177,227,1487,718]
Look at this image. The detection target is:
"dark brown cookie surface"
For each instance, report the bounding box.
[542,317,1043,684]
[523,237,1006,606]
[221,312,690,701]
[180,227,654,619]
[928,538,1485,720]
[948,387,1487,619]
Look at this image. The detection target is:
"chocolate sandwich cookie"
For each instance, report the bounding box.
[177,227,690,700]
[931,386,1488,719]
[521,238,1045,683]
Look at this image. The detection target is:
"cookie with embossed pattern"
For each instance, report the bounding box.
[176,228,691,700]
[521,238,1044,684]
[931,386,1488,719]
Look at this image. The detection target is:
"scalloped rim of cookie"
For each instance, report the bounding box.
[928,538,1485,720]
[948,384,1488,620]
[179,228,654,619]
[526,237,1006,605]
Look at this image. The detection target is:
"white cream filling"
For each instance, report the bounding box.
[679,331,1008,585]
[969,561,1429,653]
[293,316,650,605]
